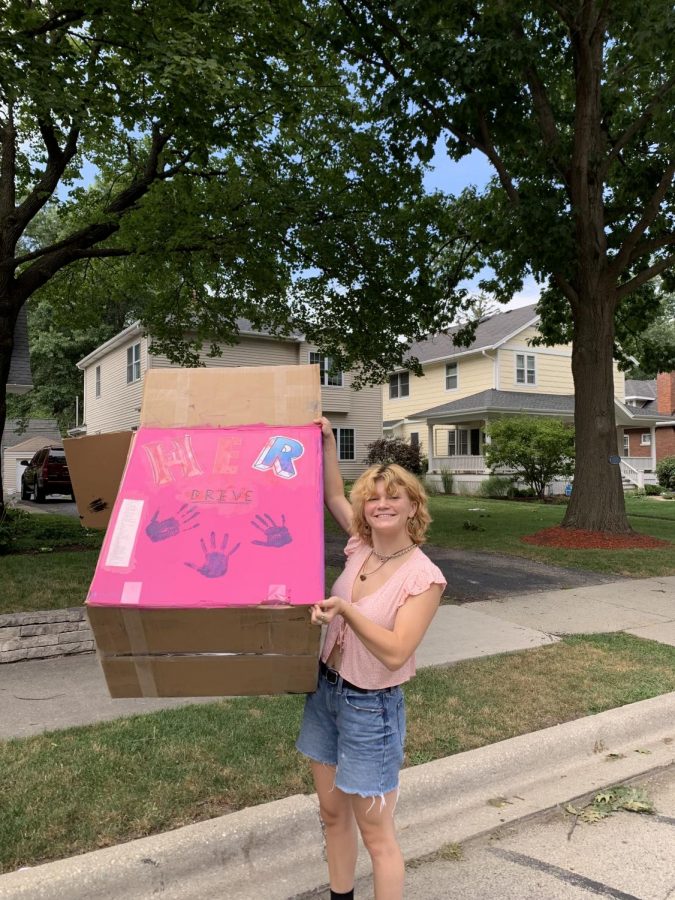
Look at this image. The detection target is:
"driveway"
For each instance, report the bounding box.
[12,496,80,518]
[324,534,621,601]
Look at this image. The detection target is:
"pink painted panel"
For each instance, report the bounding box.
[86,425,324,608]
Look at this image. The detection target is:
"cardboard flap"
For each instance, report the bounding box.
[64,432,134,529]
[140,365,321,427]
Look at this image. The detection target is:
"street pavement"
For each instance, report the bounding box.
[388,765,675,900]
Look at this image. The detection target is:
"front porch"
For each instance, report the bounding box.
[404,389,666,495]
[424,428,657,494]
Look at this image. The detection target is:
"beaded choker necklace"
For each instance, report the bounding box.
[359,543,416,581]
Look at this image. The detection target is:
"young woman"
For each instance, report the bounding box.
[296,418,445,900]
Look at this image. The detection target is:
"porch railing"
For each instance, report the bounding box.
[620,459,644,488]
[621,457,654,473]
[434,454,488,473]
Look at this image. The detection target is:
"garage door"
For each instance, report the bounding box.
[15,459,28,494]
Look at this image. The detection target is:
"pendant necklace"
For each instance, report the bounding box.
[359,543,416,581]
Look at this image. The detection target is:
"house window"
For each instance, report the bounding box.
[410,432,419,449]
[516,353,536,385]
[389,372,409,399]
[623,434,630,454]
[640,433,652,446]
[447,428,468,456]
[126,343,141,383]
[332,427,355,460]
[309,352,343,386]
[445,362,458,390]
[95,365,101,398]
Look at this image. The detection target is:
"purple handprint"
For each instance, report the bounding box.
[146,504,200,543]
[251,513,292,548]
[184,532,240,579]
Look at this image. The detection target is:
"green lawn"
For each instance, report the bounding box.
[2,497,674,617]
[1,510,103,554]
[1,632,674,873]
[426,495,675,576]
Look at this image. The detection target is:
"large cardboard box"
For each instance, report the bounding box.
[70,365,323,697]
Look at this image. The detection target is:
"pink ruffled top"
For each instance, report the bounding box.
[321,536,447,689]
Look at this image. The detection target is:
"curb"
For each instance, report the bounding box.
[2,691,674,900]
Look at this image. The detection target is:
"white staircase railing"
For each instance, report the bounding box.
[620,459,644,489]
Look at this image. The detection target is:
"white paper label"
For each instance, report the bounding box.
[105,498,144,568]
[121,582,143,605]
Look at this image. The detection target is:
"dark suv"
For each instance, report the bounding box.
[20,446,74,502]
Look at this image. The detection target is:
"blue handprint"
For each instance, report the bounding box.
[251,513,292,548]
[184,532,240,578]
[146,504,200,543]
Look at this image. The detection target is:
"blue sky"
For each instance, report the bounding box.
[423,142,541,312]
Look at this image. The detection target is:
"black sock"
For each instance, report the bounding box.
[330,890,354,900]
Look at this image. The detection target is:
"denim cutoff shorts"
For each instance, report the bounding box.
[296,670,406,798]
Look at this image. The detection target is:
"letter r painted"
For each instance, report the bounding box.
[252,436,304,479]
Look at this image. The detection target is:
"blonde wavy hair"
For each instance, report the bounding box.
[349,464,431,545]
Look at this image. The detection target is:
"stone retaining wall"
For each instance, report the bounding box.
[0,607,94,663]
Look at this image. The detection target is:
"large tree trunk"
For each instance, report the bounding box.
[0,302,18,515]
[562,293,632,532]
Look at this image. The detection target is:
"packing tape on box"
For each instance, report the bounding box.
[121,609,159,698]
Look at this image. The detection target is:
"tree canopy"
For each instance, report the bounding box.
[0,0,472,500]
[327,0,675,531]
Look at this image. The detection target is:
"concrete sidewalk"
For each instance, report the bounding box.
[2,575,674,741]
[1,574,674,899]
[0,602,558,740]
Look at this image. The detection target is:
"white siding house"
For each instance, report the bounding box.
[2,419,60,497]
[77,321,382,479]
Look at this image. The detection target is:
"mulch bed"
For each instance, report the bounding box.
[522,526,672,550]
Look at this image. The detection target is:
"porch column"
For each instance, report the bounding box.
[651,425,657,470]
[427,422,435,472]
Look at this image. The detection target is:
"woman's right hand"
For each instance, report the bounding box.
[313,416,334,441]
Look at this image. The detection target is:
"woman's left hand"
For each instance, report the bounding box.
[310,596,345,626]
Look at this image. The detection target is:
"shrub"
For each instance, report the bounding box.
[663,492,674,500]
[365,438,425,475]
[423,477,439,495]
[645,483,663,496]
[439,469,454,494]
[478,474,513,498]
[512,486,537,498]
[0,507,29,555]
[656,456,675,491]
[484,416,575,499]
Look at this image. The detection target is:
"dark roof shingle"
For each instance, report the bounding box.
[1,418,61,453]
[408,389,575,419]
[405,304,538,365]
[624,379,656,399]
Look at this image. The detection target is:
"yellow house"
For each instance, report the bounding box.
[383,304,670,493]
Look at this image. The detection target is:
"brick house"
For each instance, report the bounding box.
[624,374,675,462]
